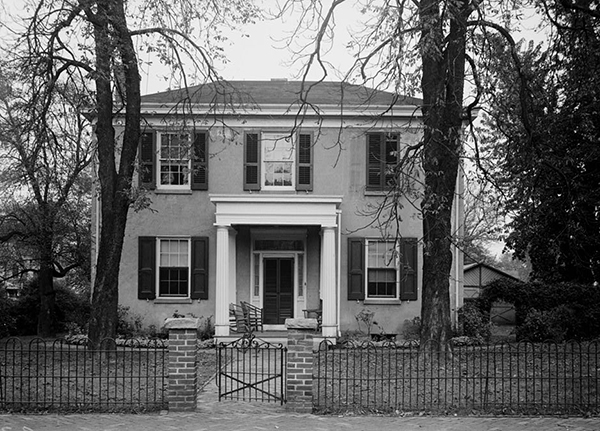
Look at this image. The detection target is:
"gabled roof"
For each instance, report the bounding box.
[141,80,421,109]
[464,262,521,283]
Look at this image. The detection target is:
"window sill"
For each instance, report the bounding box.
[153,298,193,304]
[364,299,402,305]
[364,190,391,197]
[155,189,193,195]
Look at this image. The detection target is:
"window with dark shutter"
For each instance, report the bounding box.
[296,133,313,191]
[139,132,156,189]
[191,237,209,299]
[244,133,260,190]
[138,237,156,299]
[191,132,208,190]
[399,238,418,300]
[348,238,365,300]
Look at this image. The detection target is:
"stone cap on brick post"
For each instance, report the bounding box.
[163,317,200,331]
[163,317,200,411]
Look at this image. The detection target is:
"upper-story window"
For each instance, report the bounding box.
[159,134,190,189]
[139,130,208,191]
[366,133,398,191]
[244,131,313,192]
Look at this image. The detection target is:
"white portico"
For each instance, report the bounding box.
[210,195,342,339]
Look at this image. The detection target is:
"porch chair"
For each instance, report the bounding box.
[240,301,264,333]
[229,303,249,333]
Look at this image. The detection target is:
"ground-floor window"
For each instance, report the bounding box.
[158,239,190,297]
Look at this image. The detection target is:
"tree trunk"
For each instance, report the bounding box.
[37,246,56,337]
[37,206,56,338]
[418,0,471,346]
[87,0,141,350]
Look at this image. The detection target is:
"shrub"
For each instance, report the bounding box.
[457,301,491,343]
[197,316,214,341]
[481,279,600,341]
[401,316,421,341]
[516,306,571,342]
[117,305,144,338]
[0,293,17,338]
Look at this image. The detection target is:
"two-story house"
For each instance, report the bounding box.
[91,80,464,340]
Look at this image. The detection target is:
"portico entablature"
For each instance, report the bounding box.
[209,194,343,227]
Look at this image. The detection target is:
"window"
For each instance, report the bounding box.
[139,131,208,190]
[367,240,397,298]
[367,133,399,191]
[244,131,313,191]
[159,134,190,188]
[347,237,417,301]
[138,237,208,300]
[158,239,189,297]
[263,132,294,189]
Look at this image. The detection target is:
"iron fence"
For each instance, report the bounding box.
[314,340,600,415]
[0,337,167,412]
[217,335,287,404]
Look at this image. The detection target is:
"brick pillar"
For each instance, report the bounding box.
[164,317,199,411]
[285,318,317,413]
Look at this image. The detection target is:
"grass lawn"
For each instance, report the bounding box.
[314,341,600,415]
[0,337,218,413]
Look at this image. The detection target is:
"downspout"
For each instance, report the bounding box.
[336,209,342,337]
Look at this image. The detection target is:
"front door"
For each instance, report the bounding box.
[263,258,294,324]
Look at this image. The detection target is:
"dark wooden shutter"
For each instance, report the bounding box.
[138,237,156,300]
[191,132,208,190]
[244,133,260,191]
[296,133,313,191]
[400,238,418,300]
[139,132,156,189]
[191,237,209,299]
[366,133,382,190]
[348,238,365,300]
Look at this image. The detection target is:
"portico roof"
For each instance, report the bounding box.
[209,194,343,228]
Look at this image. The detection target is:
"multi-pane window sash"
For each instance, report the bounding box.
[159,134,190,187]
[159,239,189,297]
[367,133,399,191]
[367,240,397,299]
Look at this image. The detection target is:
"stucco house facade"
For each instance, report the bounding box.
[91,80,464,340]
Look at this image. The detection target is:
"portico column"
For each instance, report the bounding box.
[321,226,337,338]
[215,225,230,337]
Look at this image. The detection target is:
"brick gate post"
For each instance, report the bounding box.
[164,317,200,411]
[285,318,318,413]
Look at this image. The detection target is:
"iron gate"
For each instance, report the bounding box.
[217,335,287,404]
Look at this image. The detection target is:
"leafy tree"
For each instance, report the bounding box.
[480,2,600,283]
[0,67,92,337]
[3,0,259,347]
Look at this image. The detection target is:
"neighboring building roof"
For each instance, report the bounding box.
[141,80,422,109]
[464,262,521,287]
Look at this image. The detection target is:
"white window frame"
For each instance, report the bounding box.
[156,237,191,298]
[261,131,296,191]
[365,239,400,301]
[157,132,191,190]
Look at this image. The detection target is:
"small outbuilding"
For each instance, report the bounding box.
[463,262,520,325]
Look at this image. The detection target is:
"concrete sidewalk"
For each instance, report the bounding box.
[3,411,600,431]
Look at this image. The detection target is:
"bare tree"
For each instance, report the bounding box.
[0,65,92,336]
[3,0,259,347]
[276,0,535,345]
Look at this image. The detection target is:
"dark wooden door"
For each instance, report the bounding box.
[263,258,294,324]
